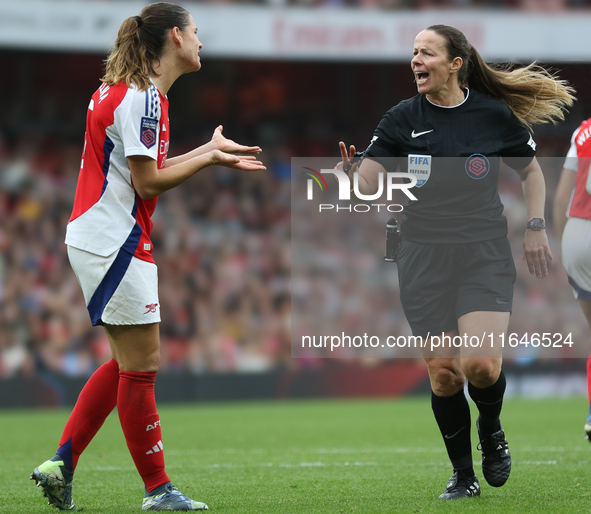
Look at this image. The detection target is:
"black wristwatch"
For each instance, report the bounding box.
[526,218,546,230]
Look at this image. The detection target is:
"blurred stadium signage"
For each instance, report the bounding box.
[1,1,591,61]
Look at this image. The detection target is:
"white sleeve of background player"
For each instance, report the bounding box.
[563,128,579,172]
[115,85,161,160]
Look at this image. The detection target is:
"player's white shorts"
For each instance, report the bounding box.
[562,217,591,301]
[67,245,161,326]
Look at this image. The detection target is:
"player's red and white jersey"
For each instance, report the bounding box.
[563,117,591,220]
[65,81,170,263]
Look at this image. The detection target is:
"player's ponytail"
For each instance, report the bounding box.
[427,25,575,130]
[102,2,190,91]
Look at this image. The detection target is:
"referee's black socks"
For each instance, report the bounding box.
[468,370,506,436]
[431,389,474,474]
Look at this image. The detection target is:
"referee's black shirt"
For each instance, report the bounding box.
[364,89,536,244]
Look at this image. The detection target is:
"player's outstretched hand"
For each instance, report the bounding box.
[211,149,266,171]
[523,229,553,279]
[211,125,262,155]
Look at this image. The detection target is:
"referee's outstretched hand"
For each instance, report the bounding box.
[336,141,359,181]
[523,229,553,278]
[211,125,262,155]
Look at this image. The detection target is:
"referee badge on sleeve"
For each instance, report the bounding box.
[140,117,158,149]
[408,154,431,187]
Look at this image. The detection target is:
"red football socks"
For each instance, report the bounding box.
[117,370,169,492]
[56,359,120,471]
[56,361,170,492]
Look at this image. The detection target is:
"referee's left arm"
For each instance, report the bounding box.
[515,157,553,278]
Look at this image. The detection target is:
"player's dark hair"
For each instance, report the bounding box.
[102,2,191,91]
[426,25,575,130]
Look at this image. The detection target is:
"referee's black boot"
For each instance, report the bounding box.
[438,470,481,499]
[477,417,511,487]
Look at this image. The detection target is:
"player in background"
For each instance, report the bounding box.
[338,25,574,500]
[554,117,591,442]
[30,3,265,511]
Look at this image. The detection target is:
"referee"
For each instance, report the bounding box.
[338,25,574,499]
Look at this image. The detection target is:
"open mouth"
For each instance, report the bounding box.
[416,72,429,85]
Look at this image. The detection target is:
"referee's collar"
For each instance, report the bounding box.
[425,88,469,109]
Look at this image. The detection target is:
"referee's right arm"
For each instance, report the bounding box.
[350,158,388,198]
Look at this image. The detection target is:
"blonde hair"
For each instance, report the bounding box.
[427,25,576,130]
[102,2,190,91]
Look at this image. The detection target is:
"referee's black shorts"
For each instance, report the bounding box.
[396,236,516,339]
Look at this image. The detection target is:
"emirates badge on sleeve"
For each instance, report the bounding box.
[140,117,157,149]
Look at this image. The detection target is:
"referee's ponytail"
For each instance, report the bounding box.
[427,25,576,130]
[102,2,191,91]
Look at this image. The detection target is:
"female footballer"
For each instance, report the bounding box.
[554,117,591,443]
[338,25,574,499]
[30,2,265,511]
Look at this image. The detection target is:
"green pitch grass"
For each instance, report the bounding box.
[2,397,590,513]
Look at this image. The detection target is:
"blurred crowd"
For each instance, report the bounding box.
[0,54,296,379]
[0,52,590,379]
[0,138,292,378]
